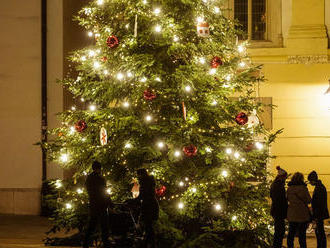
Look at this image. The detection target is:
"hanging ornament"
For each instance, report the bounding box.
[183,144,198,157]
[182,102,187,121]
[143,89,157,100]
[155,185,166,197]
[100,127,108,146]
[106,35,119,48]
[101,56,107,62]
[235,112,248,125]
[211,56,223,68]
[131,179,140,198]
[197,22,210,37]
[244,143,255,152]
[229,181,235,190]
[247,110,260,128]
[58,132,64,137]
[74,120,87,133]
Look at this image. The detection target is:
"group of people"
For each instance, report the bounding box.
[82,161,159,248]
[270,166,329,248]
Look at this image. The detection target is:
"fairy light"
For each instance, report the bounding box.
[225,148,232,154]
[95,33,100,39]
[209,68,217,75]
[225,74,232,81]
[239,61,246,68]
[232,215,237,221]
[223,84,230,88]
[157,141,165,149]
[178,202,184,209]
[221,170,228,178]
[106,188,111,194]
[103,70,109,75]
[105,27,111,33]
[81,56,86,61]
[127,71,133,78]
[89,104,96,111]
[116,72,124,80]
[125,24,130,29]
[65,203,72,209]
[191,187,197,193]
[123,101,130,108]
[71,106,76,111]
[155,77,161,82]
[185,85,192,92]
[155,25,162,32]
[77,188,83,194]
[214,7,221,14]
[87,31,93,37]
[125,142,132,149]
[238,45,245,53]
[142,0,147,4]
[69,126,75,135]
[240,158,246,162]
[84,8,92,15]
[197,16,204,23]
[97,0,104,5]
[81,137,86,142]
[205,147,212,153]
[185,177,189,181]
[174,150,181,157]
[145,115,152,122]
[93,61,100,69]
[215,204,221,211]
[60,153,69,163]
[199,57,206,64]
[255,142,264,150]
[179,181,184,187]
[153,8,161,15]
[234,152,240,159]
[140,77,147,83]
[88,50,96,57]
[80,97,85,102]
[211,100,217,106]
[55,180,62,188]
[173,35,179,42]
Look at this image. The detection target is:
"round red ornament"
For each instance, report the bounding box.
[101,56,107,62]
[235,112,248,125]
[106,35,119,48]
[183,144,198,157]
[74,120,87,132]
[211,56,223,68]
[143,89,156,100]
[155,185,166,197]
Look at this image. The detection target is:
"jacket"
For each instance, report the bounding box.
[287,183,311,222]
[311,180,329,220]
[270,177,288,219]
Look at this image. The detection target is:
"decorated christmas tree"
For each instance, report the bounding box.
[43,0,280,247]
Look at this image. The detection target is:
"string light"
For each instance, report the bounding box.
[211,100,217,106]
[225,74,232,81]
[69,126,75,135]
[103,70,109,75]
[225,148,232,154]
[255,142,264,150]
[93,61,100,69]
[145,115,152,122]
[71,106,76,111]
[60,153,69,163]
[199,57,206,64]
[234,152,240,159]
[173,35,179,42]
[185,85,192,92]
[116,72,124,80]
[95,33,100,39]
[81,138,86,142]
[140,77,147,83]
[153,8,161,15]
[77,188,83,194]
[215,204,221,211]
[239,61,246,68]
[89,104,96,111]
[174,150,181,157]
[83,171,88,176]
[214,7,221,14]
[232,215,237,221]
[197,16,204,23]
[65,203,72,209]
[87,31,93,37]
[209,68,217,75]
[238,45,245,53]
[105,27,111,33]
[185,177,189,181]
[178,202,184,209]
[205,147,212,153]
[179,181,184,187]
[97,0,104,5]
[221,170,228,178]
[157,141,165,149]
[84,8,92,15]
[55,180,62,188]
[123,101,130,108]
[155,25,162,32]
[106,188,111,194]
[125,24,130,29]
[81,56,86,61]
[125,142,132,149]
[80,97,85,102]
[155,77,161,82]
[127,71,133,78]
[142,0,147,4]
[191,187,197,193]
[88,50,96,57]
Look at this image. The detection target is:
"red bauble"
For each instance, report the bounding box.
[235,112,248,125]
[143,89,157,100]
[101,56,107,62]
[183,144,198,157]
[211,56,223,68]
[244,143,255,152]
[106,35,119,48]
[155,185,166,197]
[74,120,87,133]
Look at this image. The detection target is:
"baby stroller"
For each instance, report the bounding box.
[109,199,144,247]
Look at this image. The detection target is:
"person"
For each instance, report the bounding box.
[83,161,113,248]
[270,166,288,248]
[308,171,329,248]
[136,168,159,248]
[286,172,312,248]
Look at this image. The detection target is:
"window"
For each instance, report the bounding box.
[234,0,266,40]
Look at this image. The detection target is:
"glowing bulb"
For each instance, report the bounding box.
[191,187,197,193]
[199,57,206,64]
[223,84,230,88]
[88,50,96,57]
[209,68,217,75]
[127,71,133,78]
[185,177,189,181]
[95,33,100,39]
[81,138,86,142]
[65,203,72,209]
[125,24,130,29]
[240,158,246,162]
[214,7,220,14]
[234,152,240,159]
[125,142,132,149]
[105,27,111,33]
[103,70,109,75]
[60,154,69,163]
[142,0,147,4]
[80,97,85,102]
[205,147,212,153]
[178,202,184,209]
[153,8,161,15]
[232,215,237,221]
[77,188,83,194]
[239,61,246,68]
[157,141,165,149]
[173,35,179,42]
[84,8,92,15]
[69,126,75,134]
[81,56,86,61]
[83,171,88,176]
[155,25,162,32]
[87,31,93,37]
[97,0,104,5]
[215,204,221,211]
[174,150,181,157]
[55,180,62,188]
[225,148,232,154]
[93,61,100,69]
[145,115,152,122]
[89,105,96,111]
[185,85,192,92]
[255,142,264,150]
[106,188,111,194]
[238,45,245,53]
[225,74,232,81]
[71,106,76,111]
[155,77,161,82]
[221,170,228,178]
[197,16,204,23]
[179,181,184,187]
[140,77,147,83]
[123,101,130,108]
[117,72,124,80]
[211,100,217,106]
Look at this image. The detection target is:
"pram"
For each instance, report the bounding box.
[109,199,144,247]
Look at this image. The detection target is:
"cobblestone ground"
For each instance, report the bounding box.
[0,214,321,248]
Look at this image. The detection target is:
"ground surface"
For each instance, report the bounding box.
[0,214,323,248]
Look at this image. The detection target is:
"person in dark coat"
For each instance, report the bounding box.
[308,171,329,248]
[270,166,288,248]
[83,161,113,248]
[136,168,159,248]
[286,172,312,248]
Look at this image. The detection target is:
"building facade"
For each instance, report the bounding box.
[0,0,329,214]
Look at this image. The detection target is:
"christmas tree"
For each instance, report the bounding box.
[43,0,280,247]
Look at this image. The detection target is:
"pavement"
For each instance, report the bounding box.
[0,214,322,248]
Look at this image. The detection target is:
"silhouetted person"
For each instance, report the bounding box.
[287,172,311,248]
[270,166,288,248]
[136,168,159,248]
[308,171,329,248]
[83,161,112,248]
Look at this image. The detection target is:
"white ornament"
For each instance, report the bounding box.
[247,110,260,128]
[100,127,108,146]
[197,22,210,37]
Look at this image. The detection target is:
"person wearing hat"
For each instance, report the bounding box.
[308,171,329,248]
[270,166,288,248]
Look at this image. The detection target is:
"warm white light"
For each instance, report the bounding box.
[117,73,124,80]
[240,158,246,162]
[209,68,217,75]
[125,142,132,149]
[127,72,133,78]
[223,84,230,88]
[197,16,204,23]
[191,187,197,193]
[83,171,88,176]
[239,61,246,68]
[103,70,109,75]
[153,8,161,15]
[106,188,111,194]
[221,170,228,178]
[199,57,206,64]
[142,0,147,4]
[238,45,245,53]
[215,204,221,211]
[179,181,184,187]
[123,101,130,108]
[232,215,237,221]
[81,138,86,142]
[97,0,104,5]
[225,74,232,81]
[225,148,232,154]
[255,142,264,150]
[77,188,83,194]
[185,177,189,181]
[155,77,161,82]
[89,105,96,111]
[89,50,96,57]
[69,126,75,135]
[84,8,92,15]
[80,97,85,102]
[234,152,240,159]
[95,33,100,39]
[157,141,165,149]
[55,180,62,188]
[71,106,76,111]
[174,150,181,157]
[93,61,100,69]
[140,77,147,83]
[173,35,179,42]
[60,154,69,163]
[145,115,152,122]
[105,27,111,33]
[178,202,184,209]
[205,147,212,153]
[185,85,192,92]
[65,203,72,209]
[125,24,130,29]
[214,7,221,14]
[155,25,162,32]
[88,31,93,37]
[81,56,86,61]
[211,100,217,106]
